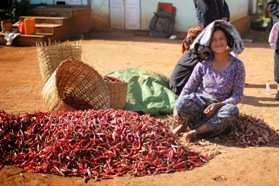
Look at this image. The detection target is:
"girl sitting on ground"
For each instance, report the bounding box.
[172,20,245,143]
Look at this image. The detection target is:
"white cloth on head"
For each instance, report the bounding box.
[189,20,244,58]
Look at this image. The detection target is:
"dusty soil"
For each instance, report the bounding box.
[0,29,278,186]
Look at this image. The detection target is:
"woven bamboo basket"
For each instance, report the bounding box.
[36,40,82,82]
[42,59,110,112]
[106,82,128,110]
[104,76,128,110]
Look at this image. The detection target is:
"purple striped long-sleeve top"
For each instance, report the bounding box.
[179,55,246,105]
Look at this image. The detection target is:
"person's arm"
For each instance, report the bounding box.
[179,61,204,97]
[202,0,220,26]
[169,51,200,95]
[223,58,246,105]
[223,1,230,21]
[193,0,198,8]
[194,0,212,27]
[204,58,245,116]
[193,0,208,27]
[195,0,208,14]
[267,0,279,17]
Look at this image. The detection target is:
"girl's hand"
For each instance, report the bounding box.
[204,103,224,116]
[173,108,186,124]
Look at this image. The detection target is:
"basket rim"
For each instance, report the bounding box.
[42,58,111,111]
[105,80,128,110]
[36,40,82,82]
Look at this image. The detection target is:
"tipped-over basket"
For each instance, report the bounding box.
[42,58,110,111]
[36,40,82,82]
[104,76,128,110]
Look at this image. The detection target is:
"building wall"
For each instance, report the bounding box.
[30,0,258,33]
[89,0,257,32]
[141,0,256,32]
[90,0,110,28]
[228,0,252,21]
[31,0,88,5]
[141,0,195,32]
[31,0,53,4]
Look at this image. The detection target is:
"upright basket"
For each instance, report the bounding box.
[42,59,110,111]
[36,40,82,82]
[104,76,128,110]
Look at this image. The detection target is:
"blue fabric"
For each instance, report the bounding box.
[175,92,239,136]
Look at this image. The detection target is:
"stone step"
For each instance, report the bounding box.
[32,7,75,17]
[19,16,70,25]
[0,31,51,46]
[13,22,63,34]
[0,7,91,46]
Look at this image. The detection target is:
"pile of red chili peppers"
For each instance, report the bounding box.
[217,113,279,147]
[0,109,208,182]
[103,75,126,83]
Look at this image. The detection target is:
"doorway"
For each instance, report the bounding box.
[110,0,140,30]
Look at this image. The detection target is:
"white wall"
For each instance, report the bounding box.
[31,0,53,4]
[140,1,196,32]
[90,0,110,28]
[30,0,255,32]
[141,0,252,32]
[227,0,250,21]
[31,0,88,5]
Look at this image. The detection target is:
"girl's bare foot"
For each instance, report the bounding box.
[171,115,188,135]
[172,124,188,135]
[183,130,197,143]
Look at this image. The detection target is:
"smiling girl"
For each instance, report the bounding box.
[172,22,246,143]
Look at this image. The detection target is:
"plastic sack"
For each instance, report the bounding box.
[18,21,25,34]
[106,68,178,115]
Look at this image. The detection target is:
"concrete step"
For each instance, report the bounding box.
[13,22,63,34]
[33,23,62,34]
[19,16,70,25]
[32,7,75,17]
[0,31,51,46]
[31,7,92,18]
[0,7,91,46]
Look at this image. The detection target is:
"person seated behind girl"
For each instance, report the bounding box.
[172,21,245,143]
[169,26,203,95]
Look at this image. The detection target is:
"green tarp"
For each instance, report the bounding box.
[106,68,178,116]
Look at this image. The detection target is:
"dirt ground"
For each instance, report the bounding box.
[0,29,279,186]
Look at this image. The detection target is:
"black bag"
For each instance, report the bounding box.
[149,10,175,38]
